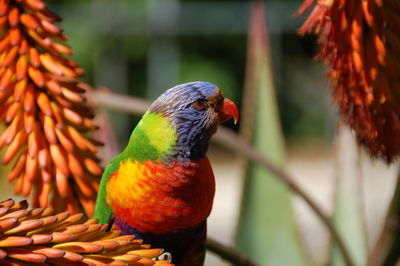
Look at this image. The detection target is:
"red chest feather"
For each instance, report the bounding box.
[106,157,215,234]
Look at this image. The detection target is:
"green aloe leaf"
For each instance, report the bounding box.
[331,126,368,265]
[367,169,400,265]
[235,2,309,265]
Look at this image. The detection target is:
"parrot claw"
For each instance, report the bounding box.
[157,252,172,262]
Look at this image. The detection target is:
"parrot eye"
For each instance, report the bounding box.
[193,99,207,111]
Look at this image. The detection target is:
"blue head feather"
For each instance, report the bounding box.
[149,81,224,163]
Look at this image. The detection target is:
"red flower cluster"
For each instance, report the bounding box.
[0,0,102,215]
[297,0,400,162]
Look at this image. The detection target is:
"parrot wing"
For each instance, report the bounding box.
[94,156,120,224]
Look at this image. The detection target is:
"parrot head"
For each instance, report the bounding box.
[149,81,238,162]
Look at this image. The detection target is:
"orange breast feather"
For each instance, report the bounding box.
[106,157,215,234]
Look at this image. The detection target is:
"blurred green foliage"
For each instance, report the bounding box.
[47,0,335,146]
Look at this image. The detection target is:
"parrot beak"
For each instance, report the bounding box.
[219,98,239,124]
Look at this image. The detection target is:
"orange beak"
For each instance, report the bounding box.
[219,98,239,124]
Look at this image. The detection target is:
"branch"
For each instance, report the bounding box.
[91,89,355,266]
[90,87,151,115]
[206,238,258,266]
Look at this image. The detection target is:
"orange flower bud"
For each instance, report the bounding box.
[0,1,102,215]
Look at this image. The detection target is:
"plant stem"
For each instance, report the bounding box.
[207,238,258,266]
[91,89,355,266]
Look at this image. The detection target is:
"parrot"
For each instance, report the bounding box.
[94,81,239,266]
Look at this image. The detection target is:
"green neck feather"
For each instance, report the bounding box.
[122,112,177,162]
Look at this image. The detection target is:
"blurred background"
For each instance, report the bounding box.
[1,0,398,265]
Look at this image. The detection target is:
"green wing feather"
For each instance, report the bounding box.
[94,112,176,223]
[93,155,121,224]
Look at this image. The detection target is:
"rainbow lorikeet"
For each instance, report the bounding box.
[94,81,238,266]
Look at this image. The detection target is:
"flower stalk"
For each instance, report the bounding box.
[0,0,103,215]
